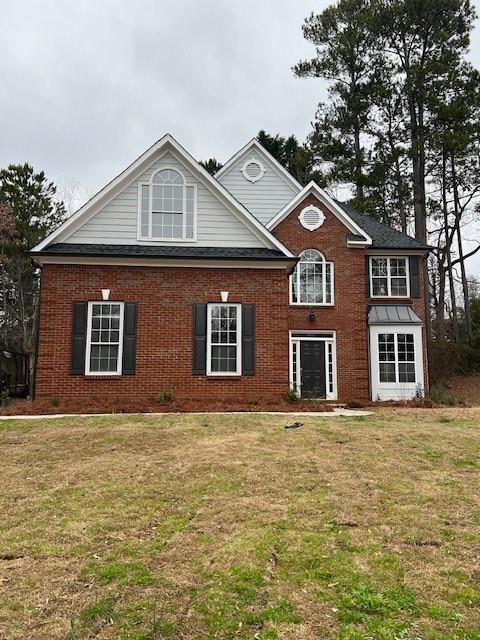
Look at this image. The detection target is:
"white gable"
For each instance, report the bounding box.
[32,135,293,256]
[216,140,302,225]
[68,150,265,247]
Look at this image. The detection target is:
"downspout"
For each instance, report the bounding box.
[31,263,42,400]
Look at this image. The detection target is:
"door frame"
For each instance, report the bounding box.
[289,330,337,400]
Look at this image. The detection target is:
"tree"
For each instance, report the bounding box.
[294,0,377,204]
[0,163,66,249]
[199,158,223,175]
[0,164,66,357]
[256,130,324,186]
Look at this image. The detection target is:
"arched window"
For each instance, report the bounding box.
[291,249,334,305]
[139,168,196,240]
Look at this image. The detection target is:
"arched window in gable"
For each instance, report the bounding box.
[139,168,196,240]
[290,249,334,305]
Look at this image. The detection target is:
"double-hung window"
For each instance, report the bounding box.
[206,304,241,375]
[291,249,333,305]
[85,302,124,375]
[370,257,409,297]
[139,168,196,241]
[378,332,416,383]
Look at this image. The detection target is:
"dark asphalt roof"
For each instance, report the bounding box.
[33,243,296,261]
[336,201,431,250]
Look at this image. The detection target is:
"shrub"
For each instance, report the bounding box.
[0,390,10,407]
[283,388,299,403]
[346,399,365,409]
[426,384,465,407]
[50,395,60,407]
[157,389,175,404]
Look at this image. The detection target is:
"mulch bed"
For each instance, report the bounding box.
[0,397,338,416]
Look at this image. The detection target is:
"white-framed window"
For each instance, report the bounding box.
[85,302,124,375]
[290,249,333,305]
[378,332,416,383]
[206,303,242,376]
[138,168,196,241]
[370,257,409,297]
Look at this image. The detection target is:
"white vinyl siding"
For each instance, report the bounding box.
[217,148,299,225]
[67,151,265,247]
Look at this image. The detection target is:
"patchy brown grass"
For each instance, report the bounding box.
[1,409,480,639]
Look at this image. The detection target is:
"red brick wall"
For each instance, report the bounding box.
[272,193,427,400]
[35,194,427,404]
[35,264,289,402]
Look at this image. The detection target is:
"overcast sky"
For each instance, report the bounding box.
[1,0,479,273]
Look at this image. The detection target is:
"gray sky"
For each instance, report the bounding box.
[1,0,479,274]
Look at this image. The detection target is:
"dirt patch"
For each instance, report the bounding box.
[445,373,480,406]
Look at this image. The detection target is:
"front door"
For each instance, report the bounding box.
[300,341,326,398]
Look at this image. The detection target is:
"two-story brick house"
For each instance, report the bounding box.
[31,135,430,404]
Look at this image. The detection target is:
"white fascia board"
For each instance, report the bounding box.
[266,182,373,246]
[32,134,294,258]
[33,255,296,270]
[215,138,303,193]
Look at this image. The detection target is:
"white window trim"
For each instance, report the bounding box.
[289,250,334,306]
[369,324,423,400]
[206,303,242,376]
[137,166,198,243]
[369,256,410,298]
[289,330,337,400]
[85,301,124,376]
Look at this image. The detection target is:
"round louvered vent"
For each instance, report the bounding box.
[241,157,265,183]
[298,205,325,231]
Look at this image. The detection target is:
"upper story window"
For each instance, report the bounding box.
[370,257,409,297]
[291,249,334,305]
[139,168,196,241]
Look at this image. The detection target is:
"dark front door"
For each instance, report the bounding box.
[300,341,326,399]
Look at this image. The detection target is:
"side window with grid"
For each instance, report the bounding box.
[378,332,416,384]
[86,303,124,374]
[207,304,241,375]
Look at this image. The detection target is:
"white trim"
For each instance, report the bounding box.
[289,249,334,306]
[289,330,337,400]
[33,255,295,270]
[369,256,410,298]
[369,324,424,400]
[215,138,303,192]
[206,303,242,376]
[298,205,325,231]
[266,181,372,246]
[241,157,265,183]
[85,301,124,376]
[32,134,294,258]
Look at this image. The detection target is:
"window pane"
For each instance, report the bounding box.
[372,278,388,296]
[391,277,408,296]
[390,258,407,276]
[380,362,396,383]
[399,362,416,383]
[371,258,388,277]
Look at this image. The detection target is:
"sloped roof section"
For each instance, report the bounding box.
[368,305,423,325]
[34,243,295,261]
[336,202,431,250]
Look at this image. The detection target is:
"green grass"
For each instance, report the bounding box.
[1,409,480,639]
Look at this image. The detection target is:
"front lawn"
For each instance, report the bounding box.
[1,409,479,639]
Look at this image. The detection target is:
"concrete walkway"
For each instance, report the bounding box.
[0,408,372,421]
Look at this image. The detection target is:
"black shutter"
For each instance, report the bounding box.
[242,304,255,376]
[122,302,137,374]
[409,256,421,298]
[365,255,371,297]
[71,301,87,374]
[193,303,207,375]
